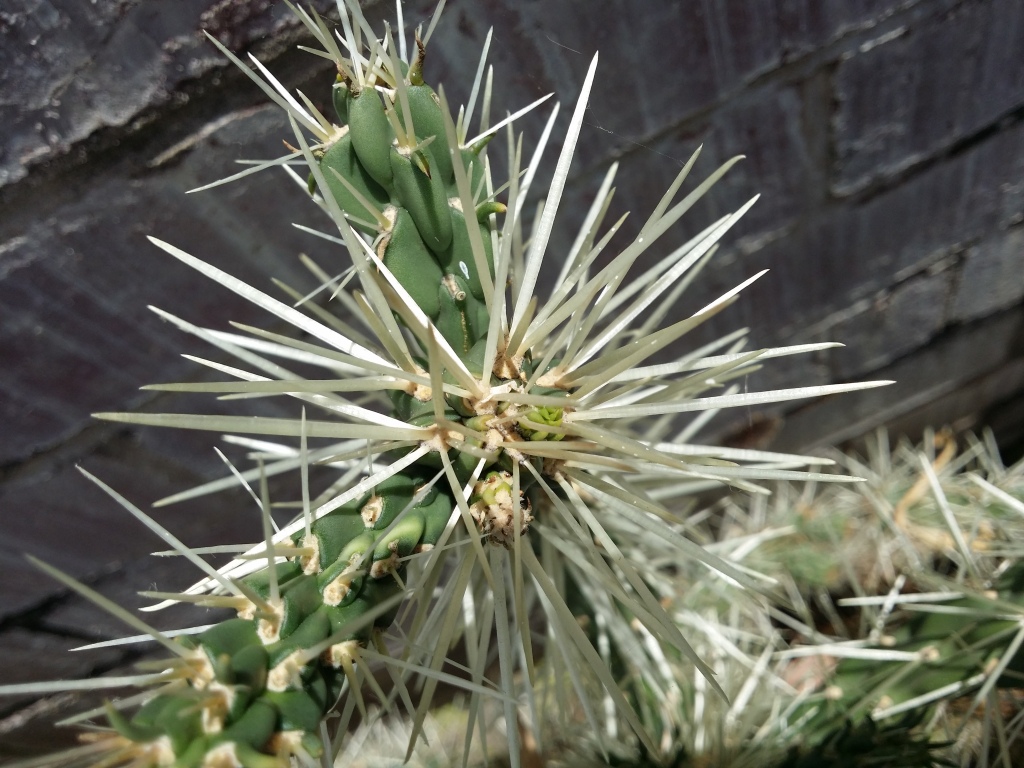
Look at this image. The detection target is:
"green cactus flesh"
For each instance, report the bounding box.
[95,480,456,765]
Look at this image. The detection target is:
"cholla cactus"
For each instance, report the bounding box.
[691,430,1024,768]
[1,2,895,766]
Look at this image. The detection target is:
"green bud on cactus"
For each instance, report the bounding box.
[469,470,532,546]
[517,404,566,441]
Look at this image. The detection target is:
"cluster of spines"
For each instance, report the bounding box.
[92,461,541,764]
[806,560,1024,732]
[76,29,542,766]
[440,433,1024,768]
[738,431,1024,767]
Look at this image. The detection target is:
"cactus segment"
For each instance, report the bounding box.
[304,512,365,572]
[83,471,462,762]
[372,510,425,562]
[378,206,444,318]
[388,385,438,424]
[226,644,269,693]
[317,134,389,233]
[435,273,476,355]
[347,87,394,188]
[265,609,330,669]
[132,697,202,753]
[438,205,495,302]
[406,83,453,181]
[190,617,262,658]
[389,146,454,252]
[263,672,330,733]
[805,560,1024,732]
[217,700,278,749]
[104,703,165,746]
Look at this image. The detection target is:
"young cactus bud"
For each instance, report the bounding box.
[517,404,567,441]
[469,470,533,547]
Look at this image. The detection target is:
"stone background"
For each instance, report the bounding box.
[1,0,1023,756]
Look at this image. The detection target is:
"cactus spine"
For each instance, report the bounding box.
[3,2,905,766]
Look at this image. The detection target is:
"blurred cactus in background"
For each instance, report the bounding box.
[3,2,1021,767]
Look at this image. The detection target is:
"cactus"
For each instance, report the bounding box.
[688,430,1024,768]
[782,431,1024,767]
[1,2,903,766]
